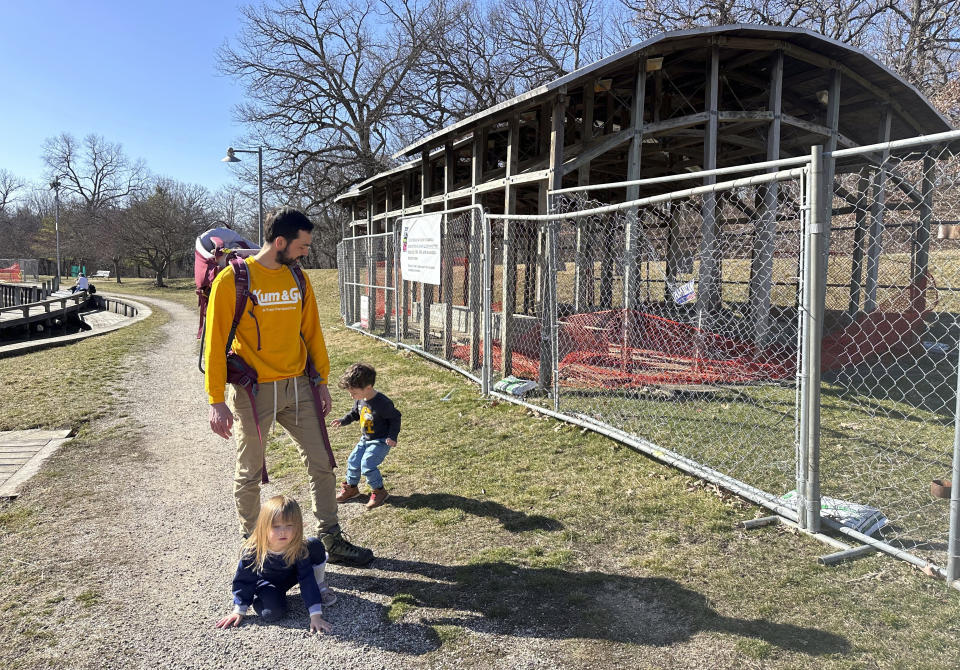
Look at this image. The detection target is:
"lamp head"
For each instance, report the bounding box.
[221,147,241,163]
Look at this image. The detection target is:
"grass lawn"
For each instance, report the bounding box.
[2,269,958,668]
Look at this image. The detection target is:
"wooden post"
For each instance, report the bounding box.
[366,194,377,332]
[912,155,934,312]
[540,94,566,390]
[443,143,455,359]
[748,50,783,346]
[848,170,869,316]
[623,58,647,311]
[351,200,363,324]
[401,173,410,338]
[502,114,520,376]
[469,130,484,369]
[820,69,842,277]
[697,45,721,323]
[865,108,892,313]
[574,80,595,312]
[384,184,394,338]
[420,150,433,350]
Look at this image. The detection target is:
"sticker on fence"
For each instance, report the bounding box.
[780,490,887,536]
[493,376,538,397]
[400,213,442,285]
[668,278,696,305]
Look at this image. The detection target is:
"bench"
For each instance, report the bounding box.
[92,270,111,279]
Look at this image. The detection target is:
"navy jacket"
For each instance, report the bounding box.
[231,536,326,616]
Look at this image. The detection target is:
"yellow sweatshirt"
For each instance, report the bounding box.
[203,257,330,405]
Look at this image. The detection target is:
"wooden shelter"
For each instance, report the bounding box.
[337,24,953,372]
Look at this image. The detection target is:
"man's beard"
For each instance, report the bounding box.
[277,247,299,266]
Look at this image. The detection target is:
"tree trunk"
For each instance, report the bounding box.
[112,257,123,284]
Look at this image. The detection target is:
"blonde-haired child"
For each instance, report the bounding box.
[215,495,335,633]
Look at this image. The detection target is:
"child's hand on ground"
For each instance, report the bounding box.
[386,438,397,447]
[214,612,244,629]
[330,419,342,428]
[309,613,332,634]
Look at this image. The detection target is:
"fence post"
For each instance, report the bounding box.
[948,345,960,584]
[800,145,826,533]
[482,210,492,396]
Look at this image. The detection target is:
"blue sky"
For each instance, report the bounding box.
[0,0,254,193]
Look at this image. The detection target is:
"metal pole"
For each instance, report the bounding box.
[947,347,960,584]
[54,188,61,283]
[802,145,826,533]
[257,147,264,247]
[482,210,492,396]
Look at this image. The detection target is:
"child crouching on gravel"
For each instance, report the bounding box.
[215,495,336,633]
[331,363,401,509]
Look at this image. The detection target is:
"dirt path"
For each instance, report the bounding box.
[33,297,461,669]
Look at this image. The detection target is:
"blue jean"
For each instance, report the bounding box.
[345,438,391,490]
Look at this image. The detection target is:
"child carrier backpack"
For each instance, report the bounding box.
[194,227,259,358]
[200,254,337,484]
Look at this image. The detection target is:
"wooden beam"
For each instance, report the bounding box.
[468,130,483,369]
[864,107,892,313]
[749,49,783,346]
[540,93,566,390]
[574,79,595,312]
[848,170,869,316]
[624,58,647,310]
[697,45,721,319]
[443,143,455,359]
[420,149,432,350]
[561,127,633,175]
[501,115,520,376]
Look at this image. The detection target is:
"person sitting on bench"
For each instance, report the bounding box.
[71,273,89,294]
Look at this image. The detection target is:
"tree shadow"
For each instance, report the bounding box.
[387,493,563,532]
[316,557,851,656]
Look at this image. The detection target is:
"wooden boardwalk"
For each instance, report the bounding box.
[0,290,90,332]
[0,429,73,498]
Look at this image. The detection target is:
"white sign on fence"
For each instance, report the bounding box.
[400,213,442,285]
[360,294,369,329]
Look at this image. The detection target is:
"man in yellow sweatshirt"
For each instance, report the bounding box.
[205,206,373,566]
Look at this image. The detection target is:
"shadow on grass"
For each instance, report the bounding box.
[386,493,563,532]
[307,558,851,656]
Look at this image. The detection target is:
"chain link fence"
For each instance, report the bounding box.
[338,136,960,584]
[0,259,40,283]
[542,174,805,513]
[816,141,960,568]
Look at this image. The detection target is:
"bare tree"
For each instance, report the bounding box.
[220,0,445,195]
[0,169,25,216]
[618,0,960,96]
[42,133,148,210]
[123,179,212,286]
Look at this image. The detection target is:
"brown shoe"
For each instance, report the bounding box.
[366,488,390,509]
[336,482,361,503]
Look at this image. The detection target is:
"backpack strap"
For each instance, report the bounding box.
[290,264,337,469]
[227,256,268,484]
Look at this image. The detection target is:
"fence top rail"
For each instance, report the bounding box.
[487,167,807,222]
[551,155,813,195]
[830,128,960,160]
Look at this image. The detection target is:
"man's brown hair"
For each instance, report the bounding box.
[264,206,314,243]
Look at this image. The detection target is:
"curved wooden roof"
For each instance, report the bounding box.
[395,24,951,160]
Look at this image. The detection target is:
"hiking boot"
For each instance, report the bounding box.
[320,525,374,567]
[336,481,361,503]
[366,488,390,509]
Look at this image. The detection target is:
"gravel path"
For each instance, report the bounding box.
[37,296,517,669]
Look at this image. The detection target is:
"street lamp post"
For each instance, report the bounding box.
[222,147,264,246]
[50,177,62,286]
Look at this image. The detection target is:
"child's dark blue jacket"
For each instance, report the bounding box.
[231,536,327,615]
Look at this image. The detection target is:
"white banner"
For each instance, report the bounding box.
[400,213,442,285]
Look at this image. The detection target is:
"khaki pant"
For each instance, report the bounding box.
[228,376,338,536]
